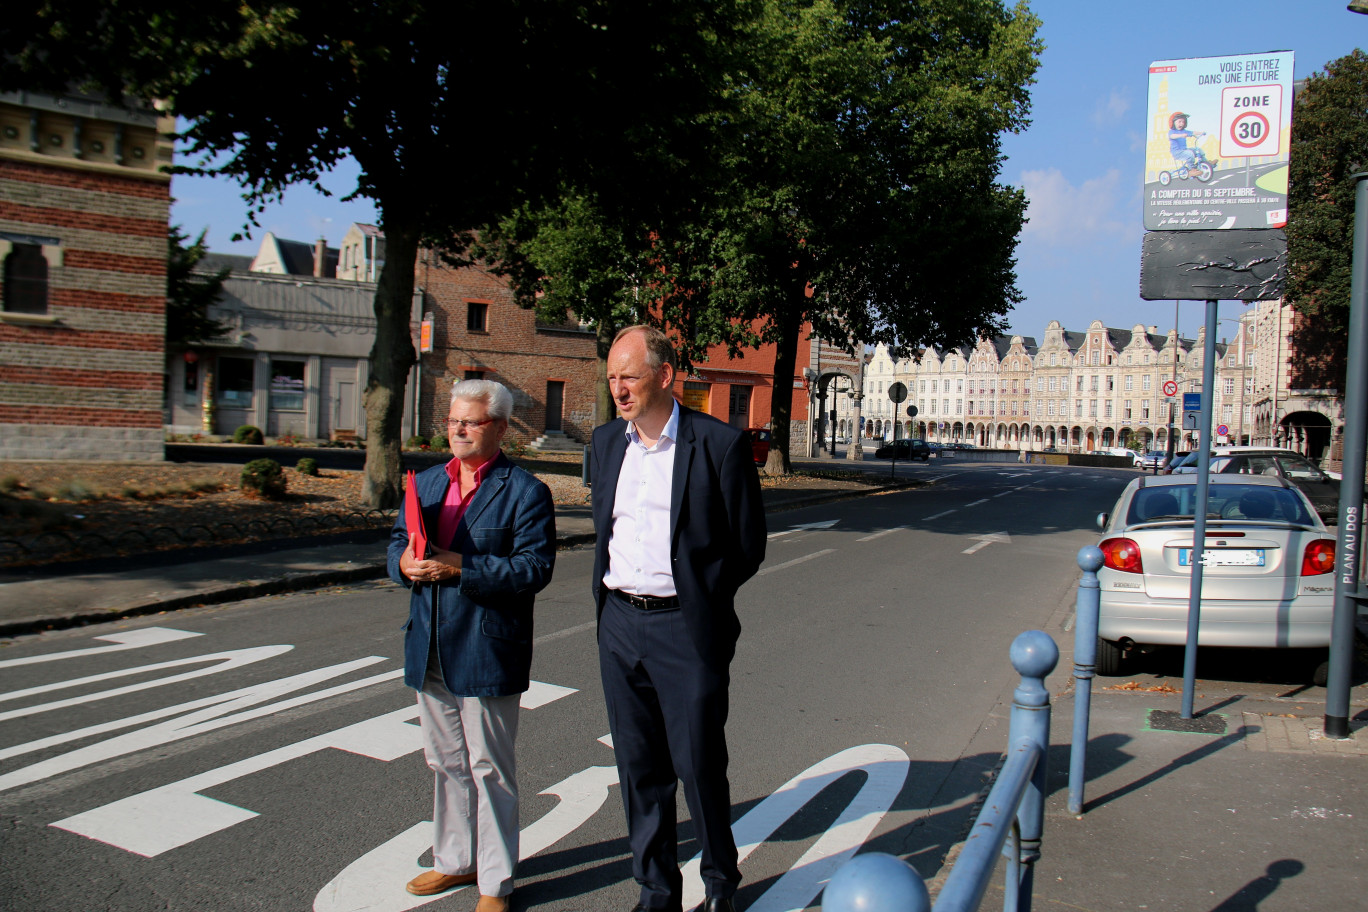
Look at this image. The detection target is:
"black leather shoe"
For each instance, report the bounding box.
[698,899,736,912]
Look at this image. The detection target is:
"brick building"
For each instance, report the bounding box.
[0,89,173,461]
[415,252,600,445]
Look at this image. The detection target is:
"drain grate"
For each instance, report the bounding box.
[1146,709,1228,735]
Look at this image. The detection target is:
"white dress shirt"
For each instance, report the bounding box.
[602,401,679,597]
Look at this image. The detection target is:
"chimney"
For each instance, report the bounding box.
[313,237,327,278]
[1149,325,1158,334]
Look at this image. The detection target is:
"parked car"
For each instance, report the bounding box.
[874,438,931,461]
[1135,450,1166,469]
[949,442,977,451]
[1093,474,1336,676]
[1160,450,1190,474]
[747,428,771,466]
[1168,447,1339,521]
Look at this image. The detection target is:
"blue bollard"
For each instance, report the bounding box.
[821,852,930,912]
[1068,546,1103,816]
[1007,630,1057,912]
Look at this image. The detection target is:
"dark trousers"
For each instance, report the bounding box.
[598,590,739,910]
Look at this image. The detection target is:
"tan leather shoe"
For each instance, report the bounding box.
[475,894,510,912]
[405,870,477,896]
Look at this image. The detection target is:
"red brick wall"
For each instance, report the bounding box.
[417,253,599,445]
[0,142,170,460]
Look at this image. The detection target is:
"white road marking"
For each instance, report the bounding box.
[534,620,596,645]
[857,526,906,542]
[0,627,203,669]
[51,682,577,856]
[313,765,619,912]
[769,520,840,540]
[964,498,989,507]
[758,549,836,576]
[923,510,956,521]
[0,646,293,720]
[680,744,910,912]
[962,532,1012,555]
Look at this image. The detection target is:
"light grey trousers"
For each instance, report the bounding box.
[417,666,521,897]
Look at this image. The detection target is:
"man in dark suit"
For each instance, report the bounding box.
[591,326,766,912]
[388,379,556,912]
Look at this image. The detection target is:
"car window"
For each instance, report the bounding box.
[1238,455,1278,476]
[1127,484,1315,525]
[1275,455,1324,481]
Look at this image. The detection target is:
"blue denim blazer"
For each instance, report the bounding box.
[387,453,556,696]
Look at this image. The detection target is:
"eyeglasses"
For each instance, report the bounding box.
[447,417,497,430]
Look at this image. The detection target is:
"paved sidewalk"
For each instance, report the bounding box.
[1027,687,1368,911]
[0,476,899,637]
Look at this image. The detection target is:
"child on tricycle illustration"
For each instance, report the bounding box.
[1159,111,1217,185]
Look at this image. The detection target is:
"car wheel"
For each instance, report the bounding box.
[1096,637,1127,676]
[1313,658,1330,688]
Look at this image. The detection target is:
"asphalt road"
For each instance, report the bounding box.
[0,464,1137,912]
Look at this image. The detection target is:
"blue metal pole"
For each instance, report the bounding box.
[1326,174,1368,740]
[1068,546,1103,815]
[1181,299,1220,719]
[1007,630,1057,912]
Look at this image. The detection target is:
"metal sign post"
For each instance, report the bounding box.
[887,382,908,479]
[1181,300,1220,719]
[1326,174,1368,740]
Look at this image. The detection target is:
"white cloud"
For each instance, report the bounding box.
[1091,89,1130,127]
[1019,167,1128,245]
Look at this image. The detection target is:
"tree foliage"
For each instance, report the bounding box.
[1286,49,1368,390]
[166,225,229,349]
[3,0,748,505]
[491,0,1041,473]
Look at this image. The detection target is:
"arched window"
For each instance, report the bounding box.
[3,244,49,314]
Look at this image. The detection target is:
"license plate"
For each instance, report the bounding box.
[1179,548,1265,567]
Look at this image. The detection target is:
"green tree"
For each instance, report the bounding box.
[488,0,1041,475]
[1286,49,1368,390]
[166,225,229,349]
[4,0,748,506]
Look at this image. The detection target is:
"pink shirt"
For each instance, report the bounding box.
[436,454,494,550]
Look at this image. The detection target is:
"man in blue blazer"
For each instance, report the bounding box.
[388,379,556,912]
[591,326,766,912]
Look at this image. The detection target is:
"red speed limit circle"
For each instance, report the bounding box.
[1229,111,1270,149]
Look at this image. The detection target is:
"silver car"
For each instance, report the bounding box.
[1093,474,1336,675]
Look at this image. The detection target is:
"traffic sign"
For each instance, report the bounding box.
[1183,392,1202,412]
[888,382,907,404]
[1216,424,1230,437]
[1162,379,1178,397]
[1220,84,1282,159]
[906,405,918,417]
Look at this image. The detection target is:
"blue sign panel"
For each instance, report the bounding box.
[1183,393,1202,411]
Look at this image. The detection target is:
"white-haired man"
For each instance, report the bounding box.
[388,379,557,912]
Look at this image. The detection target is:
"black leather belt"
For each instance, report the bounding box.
[609,588,680,611]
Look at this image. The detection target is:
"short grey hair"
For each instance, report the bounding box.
[449,379,513,420]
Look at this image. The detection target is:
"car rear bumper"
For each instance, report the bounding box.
[1098,594,1333,648]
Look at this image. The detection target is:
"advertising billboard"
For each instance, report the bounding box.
[1144,51,1294,231]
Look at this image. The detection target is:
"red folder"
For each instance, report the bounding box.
[403,469,430,558]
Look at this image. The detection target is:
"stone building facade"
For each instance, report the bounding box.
[827,309,1324,458]
[0,89,173,461]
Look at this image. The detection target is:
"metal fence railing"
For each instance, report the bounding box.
[822,630,1059,912]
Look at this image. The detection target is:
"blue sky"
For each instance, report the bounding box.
[169,1,1363,346]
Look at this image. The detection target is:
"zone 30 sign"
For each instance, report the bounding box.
[1144,50,1294,231]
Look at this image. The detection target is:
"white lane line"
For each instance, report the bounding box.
[767,529,799,540]
[535,621,597,645]
[962,540,992,555]
[992,491,1012,498]
[934,472,963,481]
[758,549,836,576]
[964,499,989,507]
[857,526,905,542]
[923,510,956,521]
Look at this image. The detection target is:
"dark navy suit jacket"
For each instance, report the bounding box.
[591,405,767,668]
[388,453,556,697]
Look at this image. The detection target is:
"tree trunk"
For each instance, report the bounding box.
[361,221,420,509]
[596,321,615,429]
[763,296,804,477]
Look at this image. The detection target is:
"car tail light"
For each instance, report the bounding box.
[1100,537,1143,574]
[1301,539,1335,576]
